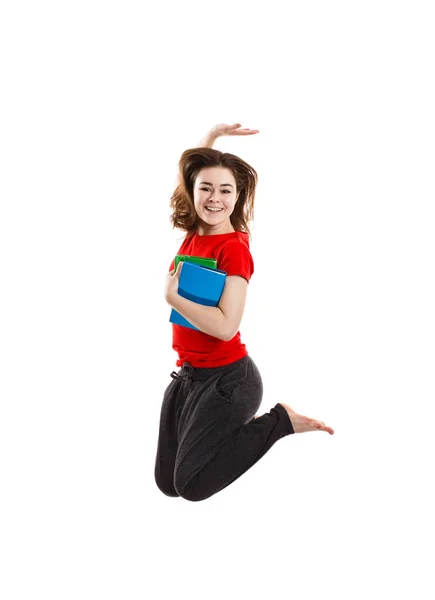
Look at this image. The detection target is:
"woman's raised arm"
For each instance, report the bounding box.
[196,123,259,148]
[174,124,259,186]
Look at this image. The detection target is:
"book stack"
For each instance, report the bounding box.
[169,254,227,331]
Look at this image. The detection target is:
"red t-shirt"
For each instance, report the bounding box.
[168,230,254,368]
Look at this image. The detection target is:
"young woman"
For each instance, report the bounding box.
[155,123,334,502]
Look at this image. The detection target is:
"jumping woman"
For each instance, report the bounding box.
[155,123,334,502]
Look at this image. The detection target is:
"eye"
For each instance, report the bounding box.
[200,187,230,193]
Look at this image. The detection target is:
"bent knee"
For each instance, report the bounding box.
[173,474,214,502]
[155,472,180,498]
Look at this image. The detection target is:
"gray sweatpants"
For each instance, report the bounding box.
[154,354,294,502]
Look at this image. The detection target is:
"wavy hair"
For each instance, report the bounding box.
[169,147,258,241]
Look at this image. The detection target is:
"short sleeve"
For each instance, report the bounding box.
[216,241,254,283]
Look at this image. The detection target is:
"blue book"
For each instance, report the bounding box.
[169,261,227,331]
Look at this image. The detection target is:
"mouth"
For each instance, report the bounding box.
[205,207,223,213]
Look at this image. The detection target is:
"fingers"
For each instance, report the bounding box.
[224,123,260,135]
[234,129,260,135]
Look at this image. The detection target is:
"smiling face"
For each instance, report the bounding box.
[193,167,239,236]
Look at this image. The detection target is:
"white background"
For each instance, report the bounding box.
[1,1,434,598]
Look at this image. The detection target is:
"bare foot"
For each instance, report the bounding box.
[279,403,334,435]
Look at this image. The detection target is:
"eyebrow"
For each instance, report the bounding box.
[199,181,234,188]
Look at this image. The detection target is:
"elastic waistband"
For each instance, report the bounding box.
[170,355,249,383]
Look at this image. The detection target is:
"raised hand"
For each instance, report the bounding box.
[210,123,259,138]
[196,123,260,148]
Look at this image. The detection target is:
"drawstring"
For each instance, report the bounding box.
[170,363,195,382]
[170,371,189,381]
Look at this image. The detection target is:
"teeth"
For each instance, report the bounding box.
[206,207,222,212]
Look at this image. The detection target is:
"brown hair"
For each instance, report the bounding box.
[169,147,258,242]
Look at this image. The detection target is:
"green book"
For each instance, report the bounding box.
[174,254,218,270]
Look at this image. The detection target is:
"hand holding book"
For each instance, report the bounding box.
[168,255,227,331]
